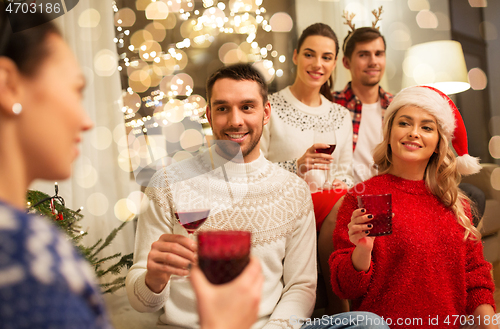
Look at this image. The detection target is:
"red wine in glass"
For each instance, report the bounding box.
[315,144,336,154]
[175,209,210,234]
[198,231,251,285]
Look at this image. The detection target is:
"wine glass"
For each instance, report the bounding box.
[313,129,337,190]
[198,231,251,284]
[170,174,211,279]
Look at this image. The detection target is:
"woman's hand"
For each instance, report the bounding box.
[348,208,375,250]
[296,143,333,179]
[348,208,375,272]
[190,257,263,329]
[473,304,498,329]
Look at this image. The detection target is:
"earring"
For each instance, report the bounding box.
[12,103,22,115]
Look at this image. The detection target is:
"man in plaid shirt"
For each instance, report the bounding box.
[333,27,393,184]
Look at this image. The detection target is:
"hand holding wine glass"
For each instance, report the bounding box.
[145,233,197,293]
[313,129,337,189]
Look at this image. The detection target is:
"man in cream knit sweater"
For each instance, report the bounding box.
[125,64,386,329]
[126,64,317,329]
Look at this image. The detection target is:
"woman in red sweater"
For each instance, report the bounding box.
[329,85,497,328]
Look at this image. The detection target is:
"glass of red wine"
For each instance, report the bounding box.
[197,231,251,285]
[171,174,211,280]
[313,129,337,190]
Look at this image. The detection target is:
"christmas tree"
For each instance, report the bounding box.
[26,183,133,294]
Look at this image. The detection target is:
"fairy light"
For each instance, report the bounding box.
[113,0,289,136]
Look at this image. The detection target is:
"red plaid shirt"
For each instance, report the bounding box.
[333,82,393,151]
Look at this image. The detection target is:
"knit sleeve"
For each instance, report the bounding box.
[329,107,354,187]
[125,171,173,313]
[329,191,373,299]
[464,237,496,314]
[263,194,317,329]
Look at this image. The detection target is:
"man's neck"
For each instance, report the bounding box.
[350,81,380,104]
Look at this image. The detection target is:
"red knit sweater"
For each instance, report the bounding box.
[329,174,496,328]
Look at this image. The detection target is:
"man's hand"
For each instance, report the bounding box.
[190,257,263,329]
[145,234,197,293]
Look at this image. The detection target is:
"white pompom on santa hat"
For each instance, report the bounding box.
[384,85,482,176]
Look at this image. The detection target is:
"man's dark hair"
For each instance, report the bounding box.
[206,63,268,107]
[342,27,386,60]
[0,2,61,76]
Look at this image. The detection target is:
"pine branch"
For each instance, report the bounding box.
[90,221,128,258]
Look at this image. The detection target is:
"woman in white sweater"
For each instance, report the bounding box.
[260,23,353,315]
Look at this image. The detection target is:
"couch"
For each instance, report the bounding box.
[461,163,500,264]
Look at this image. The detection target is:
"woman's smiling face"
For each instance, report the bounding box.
[389,105,440,171]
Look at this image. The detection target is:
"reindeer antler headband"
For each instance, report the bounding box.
[342,6,384,52]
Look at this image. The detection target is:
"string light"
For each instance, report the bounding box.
[114,0,289,136]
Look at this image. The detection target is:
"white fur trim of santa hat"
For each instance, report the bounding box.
[384,86,481,175]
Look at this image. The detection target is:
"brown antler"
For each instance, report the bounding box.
[342,10,356,31]
[372,6,383,29]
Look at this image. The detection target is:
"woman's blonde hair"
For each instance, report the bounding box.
[373,105,480,241]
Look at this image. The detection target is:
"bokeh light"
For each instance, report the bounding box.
[139,40,162,62]
[388,22,412,50]
[122,91,141,114]
[163,122,185,143]
[145,1,169,20]
[130,29,154,49]
[229,0,258,13]
[180,129,204,152]
[155,14,177,30]
[172,150,193,162]
[416,10,438,29]
[491,167,500,191]
[74,156,98,189]
[114,199,135,221]
[270,12,293,32]
[78,8,100,28]
[115,8,136,27]
[489,136,500,159]
[218,42,238,62]
[128,191,148,215]
[468,68,487,90]
[469,0,487,7]
[87,193,109,217]
[145,22,167,42]
[94,49,118,77]
[129,69,151,93]
[164,99,185,123]
[90,127,113,151]
[408,0,429,11]
[252,60,275,83]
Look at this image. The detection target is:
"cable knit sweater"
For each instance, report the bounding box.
[126,148,317,329]
[261,87,354,189]
[329,174,496,329]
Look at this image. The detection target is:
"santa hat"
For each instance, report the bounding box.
[384,85,481,175]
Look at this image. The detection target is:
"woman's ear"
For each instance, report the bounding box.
[0,57,23,117]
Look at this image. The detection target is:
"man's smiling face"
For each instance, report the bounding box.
[206,78,271,163]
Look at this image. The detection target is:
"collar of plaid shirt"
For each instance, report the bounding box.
[333,81,393,151]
